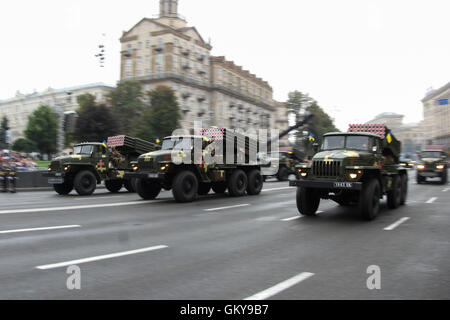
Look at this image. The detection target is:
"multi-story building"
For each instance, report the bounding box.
[421,82,450,149]
[119,0,287,133]
[0,83,114,141]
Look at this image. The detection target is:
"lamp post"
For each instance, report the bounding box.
[52,91,73,157]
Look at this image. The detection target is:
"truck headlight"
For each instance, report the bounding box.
[436,164,445,170]
[48,166,51,171]
[64,165,71,171]
[348,170,362,180]
[133,166,139,171]
[416,164,425,170]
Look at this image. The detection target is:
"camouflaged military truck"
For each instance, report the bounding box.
[416,147,448,184]
[261,148,305,181]
[290,124,408,220]
[44,135,159,196]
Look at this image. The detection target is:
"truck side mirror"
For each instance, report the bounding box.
[313,143,319,154]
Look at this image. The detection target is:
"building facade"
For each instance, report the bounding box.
[421,82,450,149]
[119,0,288,133]
[0,83,114,142]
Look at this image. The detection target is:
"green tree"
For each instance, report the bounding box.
[76,93,97,113]
[25,105,57,158]
[12,138,37,153]
[108,81,145,136]
[136,85,181,142]
[74,104,119,143]
[0,116,9,148]
[286,91,314,123]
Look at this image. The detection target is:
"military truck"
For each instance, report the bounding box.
[289,124,408,220]
[416,147,448,184]
[261,148,305,181]
[126,115,313,203]
[44,135,159,196]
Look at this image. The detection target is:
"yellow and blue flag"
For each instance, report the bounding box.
[102,140,108,148]
[156,137,161,144]
[308,132,315,142]
[386,131,393,144]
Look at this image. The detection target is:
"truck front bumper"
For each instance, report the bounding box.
[42,172,66,184]
[124,172,165,180]
[289,179,363,191]
[417,170,443,178]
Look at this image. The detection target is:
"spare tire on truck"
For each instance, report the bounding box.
[74,170,97,196]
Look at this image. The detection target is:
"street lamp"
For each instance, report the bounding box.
[52,91,73,157]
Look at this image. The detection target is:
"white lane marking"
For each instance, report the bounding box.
[384,217,410,231]
[281,216,302,221]
[244,272,315,300]
[205,204,250,212]
[36,245,168,270]
[0,225,81,234]
[0,200,161,215]
[426,197,437,204]
[75,196,124,201]
[262,187,295,192]
[443,188,449,192]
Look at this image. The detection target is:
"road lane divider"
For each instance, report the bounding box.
[36,245,168,270]
[281,216,302,222]
[262,187,295,192]
[205,204,250,212]
[384,217,410,231]
[0,200,162,215]
[426,197,437,204]
[442,188,449,192]
[244,272,314,300]
[75,196,125,201]
[0,225,81,235]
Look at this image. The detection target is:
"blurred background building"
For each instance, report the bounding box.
[0,83,114,141]
[119,0,288,132]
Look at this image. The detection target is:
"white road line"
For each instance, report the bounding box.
[0,225,81,234]
[75,196,124,201]
[0,200,161,215]
[244,272,314,300]
[281,216,302,221]
[36,245,168,270]
[205,204,250,212]
[262,187,295,192]
[426,197,437,204]
[384,217,410,231]
[443,188,449,192]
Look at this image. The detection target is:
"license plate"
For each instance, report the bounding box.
[334,182,353,188]
[48,178,64,184]
[421,172,437,177]
[147,173,159,179]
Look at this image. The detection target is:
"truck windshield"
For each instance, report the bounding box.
[322,135,370,151]
[73,145,94,155]
[421,151,443,158]
[162,137,194,150]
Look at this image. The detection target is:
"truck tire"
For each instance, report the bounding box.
[296,187,320,216]
[416,174,425,184]
[400,174,408,205]
[74,170,97,196]
[441,170,448,185]
[359,179,380,220]
[172,171,198,203]
[276,167,289,181]
[198,183,211,196]
[212,182,227,194]
[136,178,161,200]
[247,169,263,195]
[334,198,351,206]
[228,169,248,197]
[53,181,73,195]
[387,175,402,209]
[105,180,123,193]
[124,178,136,193]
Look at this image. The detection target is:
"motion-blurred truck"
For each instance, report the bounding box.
[416,147,448,184]
[126,115,313,203]
[44,136,159,196]
[261,148,305,181]
[290,124,408,220]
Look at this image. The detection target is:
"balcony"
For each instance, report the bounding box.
[154,46,163,52]
[182,64,191,70]
[197,95,206,102]
[198,68,207,75]
[197,54,205,62]
[182,91,191,99]
[181,48,190,56]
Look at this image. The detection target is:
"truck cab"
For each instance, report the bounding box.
[416,150,448,184]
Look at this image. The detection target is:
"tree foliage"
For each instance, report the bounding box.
[74,104,119,143]
[108,81,145,136]
[136,85,181,143]
[76,93,97,113]
[305,102,339,147]
[0,116,9,148]
[25,105,57,157]
[12,138,37,153]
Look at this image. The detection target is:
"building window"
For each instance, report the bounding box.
[146,55,151,65]
[125,59,132,67]
[138,42,142,49]
[145,69,150,75]
[137,56,142,65]
[157,53,164,66]
[158,37,163,49]
[146,40,150,48]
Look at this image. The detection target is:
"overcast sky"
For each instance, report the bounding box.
[0,0,448,130]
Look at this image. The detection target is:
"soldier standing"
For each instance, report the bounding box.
[0,158,7,192]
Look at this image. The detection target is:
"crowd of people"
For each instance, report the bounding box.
[0,150,38,172]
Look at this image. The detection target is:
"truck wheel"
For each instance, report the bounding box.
[359,179,380,220]
[247,170,263,195]
[53,181,73,195]
[124,178,136,193]
[172,171,198,203]
[212,182,227,194]
[105,180,123,193]
[400,174,408,205]
[441,170,448,185]
[136,178,161,200]
[334,198,351,206]
[198,183,211,196]
[416,174,425,184]
[276,167,289,181]
[228,169,248,197]
[74,170,97,196]
[387,175,402,209]
[296,187,320,216]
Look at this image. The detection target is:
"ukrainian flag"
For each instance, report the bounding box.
[308,132,315,142]
[156,137,161,144]
[386,131,393,144]
[102,140,108,148]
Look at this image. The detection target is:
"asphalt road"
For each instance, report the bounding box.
[0,170,448,300]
